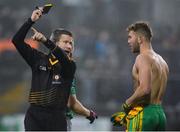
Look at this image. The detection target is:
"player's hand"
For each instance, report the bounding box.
[86,110,98,124]
[122,103,132,114]
[31,27,47,43]
[111,111,127,127]
[31,7,43,22]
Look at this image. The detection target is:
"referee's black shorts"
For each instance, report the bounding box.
[24,105,67,131]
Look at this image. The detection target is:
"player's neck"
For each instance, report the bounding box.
[140,42,153,54]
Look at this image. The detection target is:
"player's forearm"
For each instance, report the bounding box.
[126,86,150,106]
[71,100,90,117]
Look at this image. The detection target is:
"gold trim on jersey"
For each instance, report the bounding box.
[29,88,57,106]
[49,58,59,65]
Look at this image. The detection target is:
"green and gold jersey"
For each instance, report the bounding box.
[70,79,76,95]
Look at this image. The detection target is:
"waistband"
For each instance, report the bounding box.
[144,104,163,108]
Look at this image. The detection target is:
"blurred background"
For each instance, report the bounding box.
[0,0,180,131]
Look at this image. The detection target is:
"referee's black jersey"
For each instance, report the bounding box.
[12,18,76,110]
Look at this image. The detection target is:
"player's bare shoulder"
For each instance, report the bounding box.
[134,53,152,68]
[156,53,169,74]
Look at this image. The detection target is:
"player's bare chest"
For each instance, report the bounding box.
[132,65,138,81]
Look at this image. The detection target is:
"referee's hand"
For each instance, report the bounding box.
[31,7,43,22]
[31,27,47,43]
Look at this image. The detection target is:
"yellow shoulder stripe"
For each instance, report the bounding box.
[49,58,59,65]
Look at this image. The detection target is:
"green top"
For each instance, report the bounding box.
[70,79,76,95]
[66,79,76,119]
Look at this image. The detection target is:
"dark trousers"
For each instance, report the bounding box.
[24,105,67,131]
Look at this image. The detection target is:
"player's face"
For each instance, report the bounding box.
[127,31,140,53]
[57,34,74,55]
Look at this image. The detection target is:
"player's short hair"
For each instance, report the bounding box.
[127,21,153,42]
[50,28,73,43]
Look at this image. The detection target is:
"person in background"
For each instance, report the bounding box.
[67,78,97,131]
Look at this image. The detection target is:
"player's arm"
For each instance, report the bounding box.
[68,94,98,123]
[125,54,151,107]
[67,78,97,123]
[68,94,90,117]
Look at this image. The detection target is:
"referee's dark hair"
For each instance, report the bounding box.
[50,28,73,44]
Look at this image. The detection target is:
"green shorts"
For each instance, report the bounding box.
[127,104,166,131]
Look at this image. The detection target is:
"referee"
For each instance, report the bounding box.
[12,7,76,131]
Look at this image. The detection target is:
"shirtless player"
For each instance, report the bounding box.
[111,21,169,131]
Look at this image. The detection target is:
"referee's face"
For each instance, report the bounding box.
[57,34,74,55]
